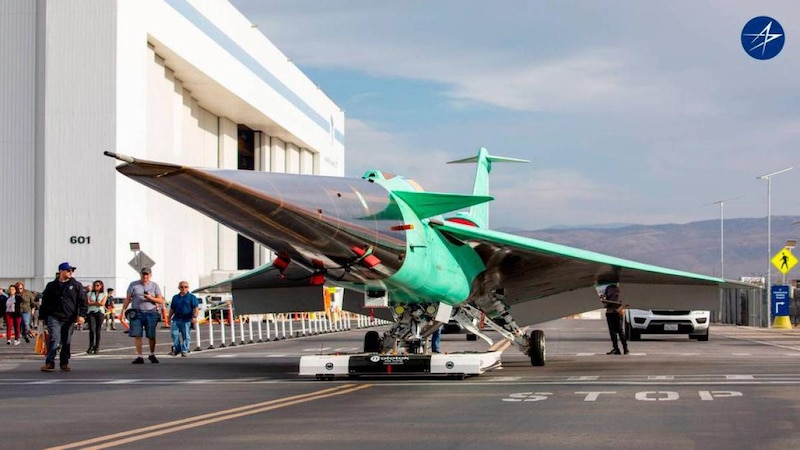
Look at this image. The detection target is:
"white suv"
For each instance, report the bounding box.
[624,309,710,341]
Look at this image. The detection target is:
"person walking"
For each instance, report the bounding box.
[85,280,107,354]
[430,324,443,353]
[122,267,164,364]
[169,281,199,357]
[31,291,42,331]
[15,282,35,342]
[4,285,23,345]
[39,262,87,372]
[104,288,117,330]
[601,284,628,355]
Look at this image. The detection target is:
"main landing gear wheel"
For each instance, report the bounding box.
[364,330,381,353]
[529,329,546,367]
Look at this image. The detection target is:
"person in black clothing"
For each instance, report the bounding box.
[39,262,87,372]
[601,284,628,355]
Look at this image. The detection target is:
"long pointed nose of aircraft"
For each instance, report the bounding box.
[104,152,407,274]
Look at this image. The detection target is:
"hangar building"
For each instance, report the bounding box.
[0,0,345,297]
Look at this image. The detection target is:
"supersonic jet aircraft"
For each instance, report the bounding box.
[105,148,742,367]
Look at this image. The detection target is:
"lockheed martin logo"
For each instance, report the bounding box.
[741,16,785,60]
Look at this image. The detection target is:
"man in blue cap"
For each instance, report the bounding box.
[39,262,87,372]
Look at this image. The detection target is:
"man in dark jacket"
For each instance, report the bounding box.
[39,262,87,372]
[601,284,628,355]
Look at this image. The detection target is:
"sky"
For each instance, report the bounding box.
[230,0,800,231]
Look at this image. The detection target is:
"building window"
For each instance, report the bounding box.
[237,125,255,270]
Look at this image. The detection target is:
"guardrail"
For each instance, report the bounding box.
[190,302,390,351]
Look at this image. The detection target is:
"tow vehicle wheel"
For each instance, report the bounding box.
[364,330,380,353]
[529,329,546,367]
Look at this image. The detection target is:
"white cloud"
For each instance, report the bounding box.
[232,0,800,229]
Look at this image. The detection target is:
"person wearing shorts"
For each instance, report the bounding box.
[122,267,165,364]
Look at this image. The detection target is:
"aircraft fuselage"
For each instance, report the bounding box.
[115,159,484,306]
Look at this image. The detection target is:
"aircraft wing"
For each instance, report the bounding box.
[432,220,755,325]
[194,263,393,320]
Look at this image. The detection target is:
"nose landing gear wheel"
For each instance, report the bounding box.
[529,329,545,367]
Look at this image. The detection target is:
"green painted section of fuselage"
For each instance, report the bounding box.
[366,176,485,306]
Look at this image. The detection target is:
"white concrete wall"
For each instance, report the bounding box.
[144,0,344,175]
[0,0,37,284]
[0,0,345,296]
[41,0,117,290]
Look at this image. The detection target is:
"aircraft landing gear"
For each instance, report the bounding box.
[528,329,545,367]
[457,295,547,367]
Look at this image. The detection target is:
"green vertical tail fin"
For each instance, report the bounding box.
[446,147,529,228]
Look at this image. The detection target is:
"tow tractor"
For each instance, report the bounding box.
[299,350,502,380]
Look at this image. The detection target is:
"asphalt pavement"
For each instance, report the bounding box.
[2,319,800,449]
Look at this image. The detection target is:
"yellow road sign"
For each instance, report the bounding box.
[771,248,797,275]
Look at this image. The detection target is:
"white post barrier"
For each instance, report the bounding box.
[207,314,215,349]
[247,316,254,344]
[273,317,279,341]
[228,303,236,346]
[194,320,202,352]
[219,311,226,348]
[289,314,294,338]
[301,313,307,336]
[265,315,271,340]
[280,316,286,339]
[239,314,246,345]
[257,316,263,342]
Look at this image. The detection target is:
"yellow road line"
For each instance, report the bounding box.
[47,384,371,450]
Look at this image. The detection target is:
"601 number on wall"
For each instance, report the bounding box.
[70,236,91,244]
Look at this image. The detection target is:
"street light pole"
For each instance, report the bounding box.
[757,167,793,328]
[707,195,745,279]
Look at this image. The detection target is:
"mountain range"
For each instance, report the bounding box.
[516,216,800,282]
